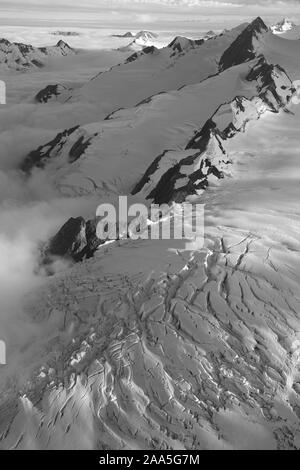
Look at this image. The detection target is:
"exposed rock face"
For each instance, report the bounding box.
[50,40,74,56]
[34,84,72,103]
[43,216,104,264]
[20,126,98,173]
[132,57,294,204]
[45,217,86,261]
[20,126,80,173]
[245,57,295,111]
[219,17,268,72]
[131,137,227,205]
[0,38,75,70]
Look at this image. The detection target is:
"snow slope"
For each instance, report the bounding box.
[132,58,294,204]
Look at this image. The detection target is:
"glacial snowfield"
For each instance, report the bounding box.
[1,18,300,450]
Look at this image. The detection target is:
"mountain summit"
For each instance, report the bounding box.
[271,18,296,34]
[219,17,268,71]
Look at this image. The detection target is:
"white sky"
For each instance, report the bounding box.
[0,0,299,29]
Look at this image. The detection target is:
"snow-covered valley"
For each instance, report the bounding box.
[1,14,300,450]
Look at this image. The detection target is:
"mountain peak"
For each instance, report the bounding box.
[271,18,296,34]
[168,36,193,51]
[56,39,71,48]
[250,16,268,33]
[219,17,268,72]
[167,35,204,56]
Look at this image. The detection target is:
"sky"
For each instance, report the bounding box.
[0,0,300,30]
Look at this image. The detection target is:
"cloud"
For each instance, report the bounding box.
[1,0,300,10]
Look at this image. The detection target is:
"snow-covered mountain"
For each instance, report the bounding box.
[271,19,300,40]
[271,18,296,34]
[219,17,268,71]
[117,31,159,53]
[0,38,75,70]
[112,30,157,41]
[2,16,300,450]
[34,21,250,111]
[135,30,158,42]
[24,55,294,201]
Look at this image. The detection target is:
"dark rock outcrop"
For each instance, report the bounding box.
[68,135,95,164]
[20,126,80,173]
[132,147,225,205]
[245,56,295,110]
[35,84,70,103]
[43,216,104,264]
[20,125,98,173]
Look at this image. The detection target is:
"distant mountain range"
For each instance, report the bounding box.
[111,30,158,41]
[51,31,81,37]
